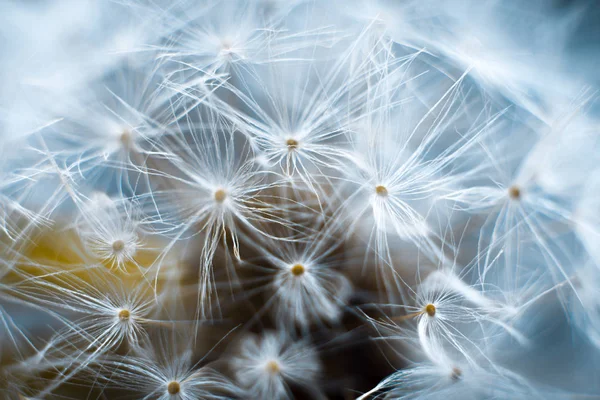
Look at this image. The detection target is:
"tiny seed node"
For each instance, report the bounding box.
[118,309,130,321]
[375,185,388,197]
[508,185,521,200]
[266,360,280,374]
[286,138,299,150]
[425,303,436,317]
[221,39,233,52]
[290,264,305,277]
[167,381,180,395]
[214,189,227,203]
[451,367,462,381]
[112,239,125,253]
[120,130,133,148]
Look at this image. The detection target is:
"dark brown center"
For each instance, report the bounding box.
[425,303,436,317]
[167,381,180,395]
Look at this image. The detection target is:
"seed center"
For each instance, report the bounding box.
[375,185,388,197]
[290,264,305,277]
[286,138,299,150]
[118,309,130,321]
[220,39,234,54]
[112,239,125,253]
[167,381,181,395]
[425,303,436,317]
[451,367,462,381]
[214,189,227,203]
[120,129,134,148]
[508,185,521,200]
[265,360,280,374]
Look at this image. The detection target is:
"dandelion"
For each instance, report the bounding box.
[39,59,177,196]
[99,328,241,400]
[13,268,156,362]
[329,58,504,302]
[144,111,291,319]
[211,29,383,197]
[442,109,588,299]
[158,0,339,81]
[75,193,145,273]
[0,1,598,399]
[359,362,556,400]
[240,223,352,332]
[159,0,274,76]
[230,331,322,399]
[366,267,527,373]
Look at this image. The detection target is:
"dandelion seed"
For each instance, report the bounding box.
[212,40,378,195]
[76,193,143,273]
[230,331,322,399]
[14,268,155,357]
[359,362,554,400]
[332,63,494,302]
[364,266,528,383]
[240,223,351,331]
[441,113,586,299]
[145,116,291,319]
[98,327,242,400]
[37,60,176,195]
[159,0,339,80]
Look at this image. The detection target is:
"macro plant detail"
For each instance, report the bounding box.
[0,0,599,399]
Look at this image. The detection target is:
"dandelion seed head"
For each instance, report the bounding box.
[97,237,138,270]
[76,195,142,272]
[231,332,321,398]
[5,2,594,399]
[89,233,139,271]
